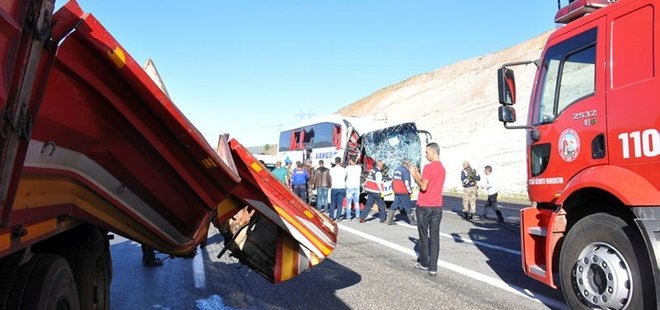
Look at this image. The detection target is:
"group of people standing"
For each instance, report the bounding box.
[340,142,447,278]
[360,157,416,225]
[269,142,503,278]
[271,156,363,221]
[309,156,364,221]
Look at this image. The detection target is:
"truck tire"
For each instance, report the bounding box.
[559,212,655,309]
[0,251,25,307]
[60,226,112,310]
[7,253,81,310]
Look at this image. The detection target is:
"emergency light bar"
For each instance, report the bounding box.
[555,0,614,24]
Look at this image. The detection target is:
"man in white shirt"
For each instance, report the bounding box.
[480,165,504,223]
[328,157,347,221]
[344,157,363,220]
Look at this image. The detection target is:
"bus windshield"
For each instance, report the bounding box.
[360,122,422,179]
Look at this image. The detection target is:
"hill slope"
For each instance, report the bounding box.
[339,31,552,197]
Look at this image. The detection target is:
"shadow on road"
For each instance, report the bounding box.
[110,234,360,310]
[450,196,568,310]
[201,248,360,310]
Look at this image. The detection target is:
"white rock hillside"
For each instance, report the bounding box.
[338,31,552,198]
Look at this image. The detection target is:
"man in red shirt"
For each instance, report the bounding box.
[410,142,446,277]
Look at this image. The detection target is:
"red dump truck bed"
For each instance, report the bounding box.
[17,1,242,256]
[0,2,336,304]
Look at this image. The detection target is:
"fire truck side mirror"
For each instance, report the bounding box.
[497,67,516,105]
[498,105,516,123]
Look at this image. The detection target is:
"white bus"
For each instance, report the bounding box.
[277,114,431,201]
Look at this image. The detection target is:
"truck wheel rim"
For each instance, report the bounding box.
[574,242,632,309]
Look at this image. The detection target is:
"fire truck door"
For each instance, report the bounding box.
[527,19,607,201]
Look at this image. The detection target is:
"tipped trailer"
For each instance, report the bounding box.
[0,1,337,309]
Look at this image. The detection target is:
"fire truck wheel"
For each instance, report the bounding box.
[7,253,81,310]
[559,212,654,310]
[61,226,112,310]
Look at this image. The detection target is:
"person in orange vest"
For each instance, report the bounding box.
[387,158,415,225]
[358,159,386,223]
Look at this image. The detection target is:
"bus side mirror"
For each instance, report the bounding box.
[499,106,517,123]
[497,68,516,105]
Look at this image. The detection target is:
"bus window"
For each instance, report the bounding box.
[310,122,337,148]
[333,125,341,149]
[303,127,315,149]
[346,130,360,159]
[290,130,301,150]
[279,131,291,152]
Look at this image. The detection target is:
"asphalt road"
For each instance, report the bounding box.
[109,195,568,310]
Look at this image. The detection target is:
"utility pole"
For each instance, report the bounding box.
[295,109,314,121]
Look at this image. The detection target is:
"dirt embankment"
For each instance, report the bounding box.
[338,32,552,198]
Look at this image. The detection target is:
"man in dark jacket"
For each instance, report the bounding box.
[312,160,332,211]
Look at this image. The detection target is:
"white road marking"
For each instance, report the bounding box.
[193,246,206,289]
[340,225,565,309]
[442,231,520,255]
[394,220,521,256]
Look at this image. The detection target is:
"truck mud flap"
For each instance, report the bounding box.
[213,139,337,283]
[520,207,563,288]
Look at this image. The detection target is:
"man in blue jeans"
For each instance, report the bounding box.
[410,142,446,277]
[311,159,331,211]
[290,161,309,203]
[387,158,415,225]
[359,160,386,223]
[344,157,362,220]
[328,157,346,220]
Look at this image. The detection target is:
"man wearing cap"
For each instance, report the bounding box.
[387,158,415,225]
[461,160,480,220]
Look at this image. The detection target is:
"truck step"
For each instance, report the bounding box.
[529,264,547,277]
[528,227,547,237]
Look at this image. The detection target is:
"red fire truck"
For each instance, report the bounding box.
[497,0,660,309]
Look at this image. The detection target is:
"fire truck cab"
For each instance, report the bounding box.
[497,0,660,309]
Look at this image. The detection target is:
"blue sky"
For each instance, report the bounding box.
[67,1,559,147]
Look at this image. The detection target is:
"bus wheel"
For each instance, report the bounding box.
[8,253,81,310]
[559,212,654,309]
